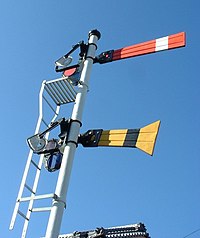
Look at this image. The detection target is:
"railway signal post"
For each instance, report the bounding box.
[10,29,186,238]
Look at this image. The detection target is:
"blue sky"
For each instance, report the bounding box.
[1,1,200,237]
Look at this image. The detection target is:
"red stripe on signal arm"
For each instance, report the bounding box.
[112,32,185,62]
[112,40,156,61]
[168,32,186,49]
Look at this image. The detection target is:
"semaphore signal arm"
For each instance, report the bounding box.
[94,32,185,64]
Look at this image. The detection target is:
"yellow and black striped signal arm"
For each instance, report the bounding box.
[78,120,160,156]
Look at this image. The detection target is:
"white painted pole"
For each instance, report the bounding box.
[45,30,101,238]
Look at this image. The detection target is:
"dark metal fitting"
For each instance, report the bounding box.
[94,50,114,64]
[78,129,103,147]
[88,42,98,50]
[70,119,82,127]
[88,29,101,40]
[66,140,78,147]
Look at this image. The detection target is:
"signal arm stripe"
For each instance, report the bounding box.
[155,36,169,52]
[111,32,185,62]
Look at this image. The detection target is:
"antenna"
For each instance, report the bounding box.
[10,30,186,238]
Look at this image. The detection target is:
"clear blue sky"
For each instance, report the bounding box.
[1,1,199,237]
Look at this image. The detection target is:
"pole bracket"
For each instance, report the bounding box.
[78,129,103,147]
[54,194,67,209]
[94,50,114,64]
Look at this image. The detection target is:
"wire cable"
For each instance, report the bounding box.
[183,228,200,238]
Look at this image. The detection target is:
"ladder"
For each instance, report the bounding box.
[9,77,77,238]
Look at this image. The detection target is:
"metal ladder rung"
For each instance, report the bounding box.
[31,207,52,212]
[18,210,29,221]
[31,159,41,170]
[42,118,49,127]
[43,95,58,115]
[24,183,35,194]
[19,193,56,202]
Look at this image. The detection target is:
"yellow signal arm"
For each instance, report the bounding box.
[78,120,160,156]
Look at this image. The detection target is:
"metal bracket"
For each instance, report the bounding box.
[78,129,103,147]
[54,194,67,209]
[27,118,70,154]
[55,41,88,72]
[94,50,114,64]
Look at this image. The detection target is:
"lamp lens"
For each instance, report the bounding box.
[45,152,63,172]
[27,135,46,153]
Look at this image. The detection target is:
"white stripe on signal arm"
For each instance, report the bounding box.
[155,36,169,52]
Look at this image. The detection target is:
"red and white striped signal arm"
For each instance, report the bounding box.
[95,32,186,64]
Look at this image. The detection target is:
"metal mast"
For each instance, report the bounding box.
[44,29,101,238]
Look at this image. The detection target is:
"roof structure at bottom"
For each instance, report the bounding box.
[58,223,150,238]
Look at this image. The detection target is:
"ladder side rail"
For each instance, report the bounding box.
[10,80,61,238]
[21,103,61,238]
[21,153,45,238]
[35,80,47,134]
[9,150,34,230]
[9,81,47,231]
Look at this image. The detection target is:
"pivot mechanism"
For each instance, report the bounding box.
[27,118,70,172]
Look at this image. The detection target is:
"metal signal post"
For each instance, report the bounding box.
[44,30,101,238]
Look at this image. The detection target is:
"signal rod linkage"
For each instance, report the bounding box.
[55,41,87,73]
[55,41,88,86]
[27,118,71,172]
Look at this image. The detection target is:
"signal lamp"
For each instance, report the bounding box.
[27,134,47,153]
[55,56,73,68]
[63,62,83,86]
[27,137,64,172]
[41,139,63,172]
[43,151,63,172]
